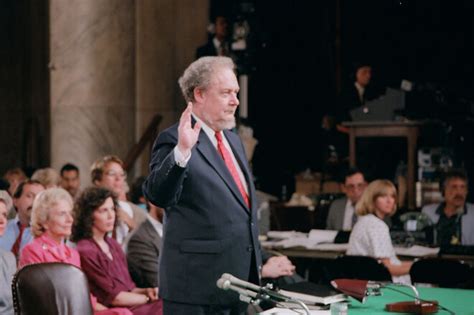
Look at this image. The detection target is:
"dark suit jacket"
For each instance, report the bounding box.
[196,37,233,59]
[196,39,218,59]
[126,219,161,288]
[326,197,348,231]
[143,123,262,305]
[335,83,380,123]
[326,197,392,231]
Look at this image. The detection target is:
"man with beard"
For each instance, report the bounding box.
[0,180,45,260]
[422,169,474,246]
[143,56,261,314]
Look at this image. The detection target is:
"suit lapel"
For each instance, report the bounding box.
[143,220,161,251]
[196,130,250,213]
[224,129,254,206]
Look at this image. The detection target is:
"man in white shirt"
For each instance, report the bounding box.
[326,168,367,231]
[143,56,261,314]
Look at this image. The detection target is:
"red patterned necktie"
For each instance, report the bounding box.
[12,222,25,257]
[215,132,250,208]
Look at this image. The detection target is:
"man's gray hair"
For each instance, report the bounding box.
[178,56,235,103]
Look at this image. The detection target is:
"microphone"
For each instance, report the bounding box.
[331,279,438,313]
[216,278,258,303]
[219,273,290,302]
[220,273,261,292]
[217,274,311,315]
[219,273,294,302]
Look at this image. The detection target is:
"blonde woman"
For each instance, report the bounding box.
[347,180,412,283]
[19,188,131,315]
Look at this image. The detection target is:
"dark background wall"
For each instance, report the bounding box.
[0,0,50,176]
[211,0,474,197]
[2,0,474,198]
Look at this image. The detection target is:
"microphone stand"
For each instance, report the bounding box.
[258,284,311,315]
[217,275,311,315]
[384,282,438,314]
[331,279,438,314]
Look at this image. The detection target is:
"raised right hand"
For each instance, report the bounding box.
[177,102,201,158]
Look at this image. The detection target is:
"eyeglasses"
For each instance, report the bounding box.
[104,170,127,179]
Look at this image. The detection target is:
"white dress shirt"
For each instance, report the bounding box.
[147,214,163,238]
[342,199,356,231]
[173,114,248,194]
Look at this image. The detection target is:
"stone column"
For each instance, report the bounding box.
[135,0,209,175]
[50,0,136,188]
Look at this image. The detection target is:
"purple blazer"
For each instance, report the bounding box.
[77,237,162,315]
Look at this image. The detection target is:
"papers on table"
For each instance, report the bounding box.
[265,237,319,249]
[311,243,349,251]
[308,229,338,244]
[394,245,440,257]
[263,229,344,250]
[278,281,347,305]
[267,230,307,240]
[264,230,439,258]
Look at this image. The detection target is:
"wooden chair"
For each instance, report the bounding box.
[12,262,93,315]
[269,202,315,232]
[326,255,392,282]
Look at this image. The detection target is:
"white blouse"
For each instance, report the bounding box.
[347,214,411,284]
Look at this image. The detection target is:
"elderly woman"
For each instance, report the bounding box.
[19,188,131,315]
[0,191,15,315]
[72,187,162,315]
[347,179,412,283]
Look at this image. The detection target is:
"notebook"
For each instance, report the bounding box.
[278,281,347,305]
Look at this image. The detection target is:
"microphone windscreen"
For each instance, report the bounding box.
[221,273,233,281]
[216,278,230,290]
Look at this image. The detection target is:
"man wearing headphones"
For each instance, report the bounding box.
[422,169,474,246]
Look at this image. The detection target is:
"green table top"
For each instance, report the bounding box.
[348,286,474,315]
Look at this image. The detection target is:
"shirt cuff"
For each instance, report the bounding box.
[174,146,191,168]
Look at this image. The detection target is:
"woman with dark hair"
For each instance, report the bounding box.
[72,187,162,315]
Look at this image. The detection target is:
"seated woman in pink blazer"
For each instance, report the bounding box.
[71,187,162,315]
[19,188,131,315]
